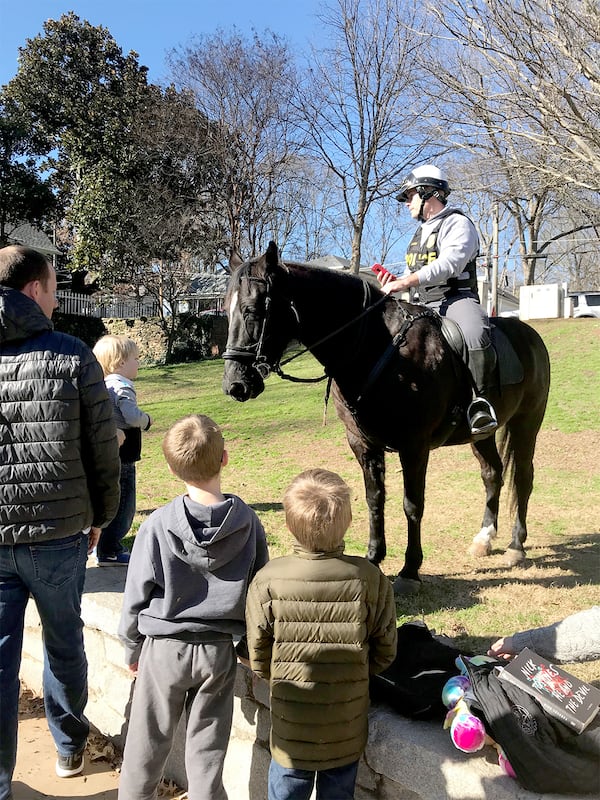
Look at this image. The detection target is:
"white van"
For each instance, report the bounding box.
[568,292,600,319]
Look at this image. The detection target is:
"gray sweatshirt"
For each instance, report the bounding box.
[118,493,269,665]
[510,607,600,663]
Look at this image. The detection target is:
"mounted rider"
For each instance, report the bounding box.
[377,164,498,438]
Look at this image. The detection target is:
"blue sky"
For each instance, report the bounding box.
[0,0,324,86]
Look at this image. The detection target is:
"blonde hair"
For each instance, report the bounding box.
[162,415,225,483]
[93,335,139,376]
[283,469,352,552]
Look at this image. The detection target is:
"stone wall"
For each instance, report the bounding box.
[17,563,585,800]
[103,313,228,365]
[103,317,167,364]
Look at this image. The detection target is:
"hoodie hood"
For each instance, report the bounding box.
[166,494,255,572]
[0,286,53,344]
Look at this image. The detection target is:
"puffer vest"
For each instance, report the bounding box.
[406,208,479,303]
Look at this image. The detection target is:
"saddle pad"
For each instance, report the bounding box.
[491,323,524,385]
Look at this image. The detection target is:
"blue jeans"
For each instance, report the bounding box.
[97,462,136,558]
[0,534,90,800]
[268,759,359,800]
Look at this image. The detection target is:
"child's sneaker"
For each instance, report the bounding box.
[97,552,130,567]
[56,750,84,777]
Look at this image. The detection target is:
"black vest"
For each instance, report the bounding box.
[406,208,479,303]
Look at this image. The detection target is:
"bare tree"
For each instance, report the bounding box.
[422,0,600,283]
[430,0,600,190]
[295,0,442,273]
[168,29,305,258]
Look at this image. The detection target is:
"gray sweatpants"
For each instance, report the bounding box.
[118,637,236,800]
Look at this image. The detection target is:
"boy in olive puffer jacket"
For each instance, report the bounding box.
[246,469,397,800]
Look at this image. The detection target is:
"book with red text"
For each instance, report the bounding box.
[497,647,600,733]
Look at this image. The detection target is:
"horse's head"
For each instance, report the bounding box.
[222,241,297,401]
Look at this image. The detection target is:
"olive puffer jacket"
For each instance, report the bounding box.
[0,287,121,543]
[245,544,397,771]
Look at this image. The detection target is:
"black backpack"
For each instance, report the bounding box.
[370,622,463,720]
[466,659,600,795]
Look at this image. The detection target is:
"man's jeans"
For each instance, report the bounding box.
[97,462,136,558]
[0,533,89,800]
[268,759,359,800]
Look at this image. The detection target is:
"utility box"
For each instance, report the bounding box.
[519,283,564,320]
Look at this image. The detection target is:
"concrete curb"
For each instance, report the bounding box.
[18,558,592,800]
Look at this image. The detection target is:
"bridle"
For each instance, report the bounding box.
[222,271,390,384]
[222,275,280,380]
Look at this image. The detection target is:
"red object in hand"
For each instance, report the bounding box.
[371,263,395,281]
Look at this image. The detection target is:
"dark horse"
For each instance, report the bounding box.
[222,242,550,593]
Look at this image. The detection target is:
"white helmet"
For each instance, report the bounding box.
[396,164,451,203]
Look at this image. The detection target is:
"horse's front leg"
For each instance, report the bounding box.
[346,435,386,565]
[468,436,503,557]
[395,445,429,595]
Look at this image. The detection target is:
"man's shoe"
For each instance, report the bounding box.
[97,552,130,567]
[468,398,498,438]
[56,750,84,777]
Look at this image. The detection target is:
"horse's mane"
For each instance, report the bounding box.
[281,259,383,296]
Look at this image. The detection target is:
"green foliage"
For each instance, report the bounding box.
[5,13,150,271]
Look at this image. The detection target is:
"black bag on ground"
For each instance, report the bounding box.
[466,659,600,796]
[370,622,463,720]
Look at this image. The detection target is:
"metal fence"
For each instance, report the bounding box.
[56,291,224,319]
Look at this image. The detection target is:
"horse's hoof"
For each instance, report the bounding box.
[393,576,421,595]
[468,541,492,558]
[503,548,526,568]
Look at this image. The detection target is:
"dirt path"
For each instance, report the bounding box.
[12,691,185,800]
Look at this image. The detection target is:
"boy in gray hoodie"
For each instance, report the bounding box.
[117,414,269,800]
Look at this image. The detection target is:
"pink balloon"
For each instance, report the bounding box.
[450,712,486,753]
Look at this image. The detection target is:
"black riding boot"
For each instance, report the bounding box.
[467,346,498,438]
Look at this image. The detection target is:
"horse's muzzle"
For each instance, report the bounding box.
[222,361,265,401]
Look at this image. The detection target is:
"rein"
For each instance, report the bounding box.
[274,281,386,383]
[223,269,438,401]
[224,274,388,384]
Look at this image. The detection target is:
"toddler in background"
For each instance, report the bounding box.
[92,334,152,566]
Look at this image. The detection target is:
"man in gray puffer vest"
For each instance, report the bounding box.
[0,245,121,798]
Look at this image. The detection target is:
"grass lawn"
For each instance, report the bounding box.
[127,318,600,683]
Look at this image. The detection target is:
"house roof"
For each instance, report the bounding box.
[7,222,61,256]
[8,222,60,256]
[306,254,353,270]
[189,272,230,295]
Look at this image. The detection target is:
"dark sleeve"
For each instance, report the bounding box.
[368,571,398,675]
[79,346,121,527]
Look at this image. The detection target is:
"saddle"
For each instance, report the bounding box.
[440,317,524,387]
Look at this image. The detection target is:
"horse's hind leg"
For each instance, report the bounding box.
[468,436,503,557]
[503,417,539,568]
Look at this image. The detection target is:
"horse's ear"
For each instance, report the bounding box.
[229,248,244,271]
[265,241,279,274]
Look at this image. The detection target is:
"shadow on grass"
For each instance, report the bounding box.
[250,502,284,513]
[384,533,600,618]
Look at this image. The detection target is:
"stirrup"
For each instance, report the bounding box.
[468,398,498,438]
